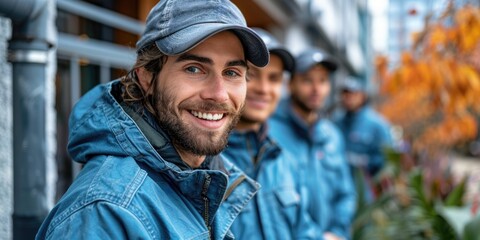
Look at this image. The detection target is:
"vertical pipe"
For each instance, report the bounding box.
[2,0,57,239]
[11,46,50,240]
[69,57,82,179]
[100,62,111,84]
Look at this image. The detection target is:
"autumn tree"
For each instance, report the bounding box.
[376,2,480,159]
[351,5,480,239]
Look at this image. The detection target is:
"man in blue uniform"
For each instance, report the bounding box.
[269,48,356,240]
[334,76,393,204]
[222,28,320,239]
[36,1,270,239]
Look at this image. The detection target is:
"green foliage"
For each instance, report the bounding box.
[444,176,468,207]
[351,148,476,240]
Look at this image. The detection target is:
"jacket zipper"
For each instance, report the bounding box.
[202,174,212,239]
[245,137,268,165]
[254,145,268,165]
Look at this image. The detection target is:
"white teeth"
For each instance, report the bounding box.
[191,111,223,120]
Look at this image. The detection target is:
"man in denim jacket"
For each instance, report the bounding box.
[334,76,393,204]
[222,28,321,239]
[269,48,356,240]
[36,0,269,239]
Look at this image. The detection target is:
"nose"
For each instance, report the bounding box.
[253,77,269,94]
[312,80,324,94]
[200,74,229,102]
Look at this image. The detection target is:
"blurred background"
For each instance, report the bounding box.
[0,0,479,239]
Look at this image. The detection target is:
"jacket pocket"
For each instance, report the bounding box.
[265,188,301,239]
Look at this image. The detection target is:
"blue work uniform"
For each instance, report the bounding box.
[334,105,393,202]
[268,98,356,239]
[36,80,259,240]
[222,125,321,239]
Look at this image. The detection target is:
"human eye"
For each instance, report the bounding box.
[224,69,242,78]
[185,65,202,74]
[269,73,283,84]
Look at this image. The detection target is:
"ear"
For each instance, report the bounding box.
[135,67,152,92]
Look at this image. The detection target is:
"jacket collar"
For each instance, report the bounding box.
[227,124,281,161]
[345,104,370,119]
[275,98,328,144]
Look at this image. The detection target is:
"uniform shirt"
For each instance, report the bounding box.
[268,98,356,239]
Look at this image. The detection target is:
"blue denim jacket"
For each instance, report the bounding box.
[334,106,393,202]
[334,106,393,176]
[268,99,356,239]
[222,125,321,239]
[36,81,259,240]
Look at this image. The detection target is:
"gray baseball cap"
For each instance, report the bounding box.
[340,76,365,92]
[136,0,269,67]
[251,28,295,73]
[295,47,338,74]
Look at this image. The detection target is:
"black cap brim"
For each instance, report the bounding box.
[270,49,295,73]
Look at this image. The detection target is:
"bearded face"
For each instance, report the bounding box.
[141,31,248,157]
[154,88,244,155]
[289,65,331,113]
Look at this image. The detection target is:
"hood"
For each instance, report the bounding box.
[67,82,132,165]
[67,80,218,173]
[67,81,164,168]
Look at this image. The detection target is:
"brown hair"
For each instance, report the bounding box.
[121,44,166,115]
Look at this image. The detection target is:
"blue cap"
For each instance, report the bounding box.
[295,47,338,74]
[340,76,365,92]
[136,0,269,67]
[251,28,295,73]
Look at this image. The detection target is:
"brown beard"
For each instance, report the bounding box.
[153,88,244,156]
[239,114,260,126]
[290,93,315,114]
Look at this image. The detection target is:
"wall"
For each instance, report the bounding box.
[0,16,13,240]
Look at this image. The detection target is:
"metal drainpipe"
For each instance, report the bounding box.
[0,0,56,239]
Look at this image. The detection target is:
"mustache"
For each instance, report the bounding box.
[180,100,237,114]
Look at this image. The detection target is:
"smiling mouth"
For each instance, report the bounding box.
[191,110,224,121]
